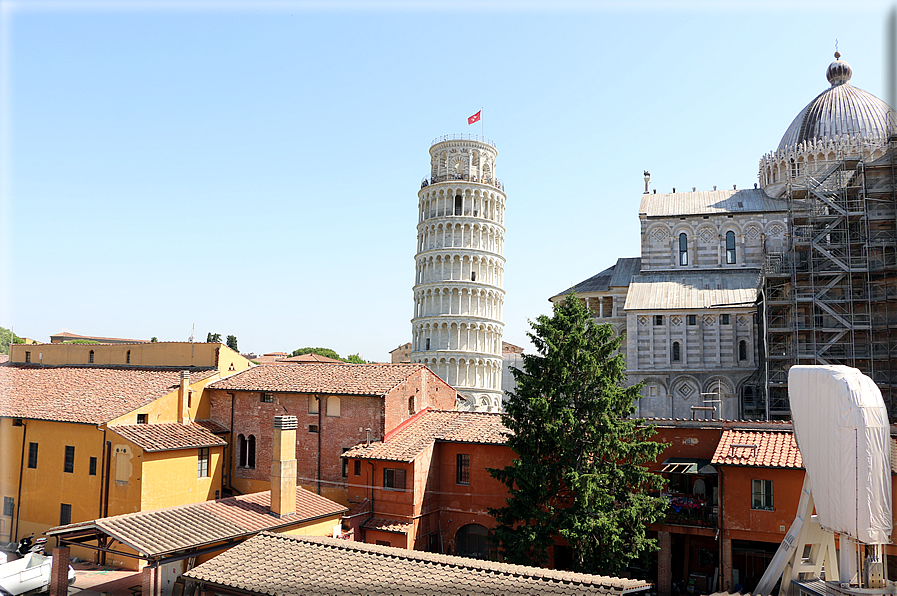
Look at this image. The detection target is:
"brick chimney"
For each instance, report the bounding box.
[178,370,190,424]
[271,415,298,517]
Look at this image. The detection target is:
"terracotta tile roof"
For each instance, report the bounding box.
[362,517,412,534]
[208,363,430,396]
[0,365,218,424]
[343,410,508,462]
[111,423,227,452]
[711,430,803,469]
[47,490,346,557]
[185,532,652,596]
[0,355,8,364]
[277,353,345,364]
[193,419,229,434]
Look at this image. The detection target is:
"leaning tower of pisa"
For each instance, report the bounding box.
[411,134,506,412]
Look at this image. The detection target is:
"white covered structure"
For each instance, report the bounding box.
[755,365,891,596]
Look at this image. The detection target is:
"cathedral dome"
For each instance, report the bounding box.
[776,53,895,152]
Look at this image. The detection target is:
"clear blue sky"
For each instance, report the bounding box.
[1,0,894,361]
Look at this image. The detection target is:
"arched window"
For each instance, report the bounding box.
[454,195,463,215]
[247,435,256,469]
[455,524,491,559]
[672,341,681,362]
[89,350,95,364]
[408,396,415,416]
[739,340,748,361]
[237,434,246,467]
[679,233,688,266]
[726,231,736,264]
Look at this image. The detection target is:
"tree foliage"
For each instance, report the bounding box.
[488,293,666,575]
[206,332,222,343]
[0,327,23,355]
[291,347,341,360]
[226,335,238,352]
[290,347,367,363]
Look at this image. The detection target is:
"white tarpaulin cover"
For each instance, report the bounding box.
[789,365,892,544]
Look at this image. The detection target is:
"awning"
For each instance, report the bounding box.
[660,458,715,474]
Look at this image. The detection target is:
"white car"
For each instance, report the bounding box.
[0,553,75,596]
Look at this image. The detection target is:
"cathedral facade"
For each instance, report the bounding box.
[553,54,897,421]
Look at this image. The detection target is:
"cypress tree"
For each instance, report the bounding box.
[489,293,666,574]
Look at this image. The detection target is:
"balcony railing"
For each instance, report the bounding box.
[664,495,716,528]
[431,133,496,148]
[421,174,504,192]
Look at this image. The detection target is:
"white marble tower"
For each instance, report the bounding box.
[411,135,507,412]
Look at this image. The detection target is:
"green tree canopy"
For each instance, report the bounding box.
[0,327,23,355]
[488,293,666,575]
[290,347,368,363]
[206,332,222,343]
[291,347,342,360]
[226,335,238,352]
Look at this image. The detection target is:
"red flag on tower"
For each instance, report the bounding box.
[468,110,481,125]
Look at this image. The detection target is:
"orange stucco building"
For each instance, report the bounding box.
[343,408,512,557]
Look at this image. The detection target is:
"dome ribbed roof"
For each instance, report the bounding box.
[777,54,895,152]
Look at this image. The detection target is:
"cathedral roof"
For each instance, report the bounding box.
[639,188,786,218]
[776,53,895,152]
[623,270,759,311]
[550,257,641,301]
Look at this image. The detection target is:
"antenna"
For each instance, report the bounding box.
[189,324,195,343]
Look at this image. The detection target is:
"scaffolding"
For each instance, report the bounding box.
[745,137,897,420]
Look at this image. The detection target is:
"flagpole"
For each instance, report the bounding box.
[481,107,484,140]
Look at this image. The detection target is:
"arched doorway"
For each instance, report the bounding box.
[455,524,491,559]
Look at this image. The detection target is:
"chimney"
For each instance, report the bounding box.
[271,415,298,517]
[178,371,190,424]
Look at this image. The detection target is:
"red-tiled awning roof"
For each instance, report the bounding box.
[711,430,803,469]
[46,490,347,557]
[343,410,509,462]
[111,423,227,452]
[362,518,412,534]
[0,365,218,424]
[185,532,652,596]
[208,363,429,396]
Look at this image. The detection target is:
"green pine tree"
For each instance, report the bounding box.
[488,293,666,574]
[226,335,238,352]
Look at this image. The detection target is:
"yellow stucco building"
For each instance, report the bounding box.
[0,342,253,563]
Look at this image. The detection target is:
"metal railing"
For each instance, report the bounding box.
[431,134,496,148]
[421,174,504,192]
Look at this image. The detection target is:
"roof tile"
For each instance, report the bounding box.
[208,363,433,396]
[0,365,218,424]
[185,533,651,596]
[343,410,508,462]
[47,490,346,557]
[711,429,803,468]
[111,423,227,452]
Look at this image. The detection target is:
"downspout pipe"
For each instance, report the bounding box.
[14,421,26,543]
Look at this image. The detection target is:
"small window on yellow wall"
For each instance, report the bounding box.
[327,396,341,417]
[308,396,319,415]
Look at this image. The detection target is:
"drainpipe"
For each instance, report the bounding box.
[13,421,26,543]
